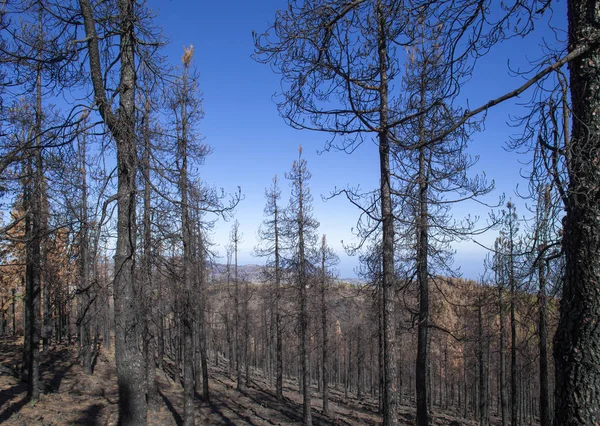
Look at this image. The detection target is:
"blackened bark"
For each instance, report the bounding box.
[79,127,93,376]
[321,236,330,416]
[11,288,16,336]
[42,269,50,353]
[179,52,195,426]
[377,3,397,425]
[416,115,429,426]
[142,99,158,409]
[554,1,600,424]
[276,263,283,400]
[478,299,489,426]
[244,279,250,387]
[233,223,242,390]
[78,0,147,423]
[297,161,312,426]
[274,178,284,401]
[26,33,44,400]
[199,288,210,401]
[499,284,508,426]
[508,211,518,426]
[538,236,550,426]
[195,226,210,402]
[22,273,30,376]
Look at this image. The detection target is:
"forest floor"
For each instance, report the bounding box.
[0,336,480,425]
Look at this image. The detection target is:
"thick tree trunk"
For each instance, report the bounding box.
[554,1,600,424]
[79,0,148,423]
[25,38,44,401]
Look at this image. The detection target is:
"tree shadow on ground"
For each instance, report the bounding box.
[41,346,74,392]
[207,403,237,426]
[159,389,183,425]
[73,403,104,426]
[0,381,29,423]
[241,383,337,426]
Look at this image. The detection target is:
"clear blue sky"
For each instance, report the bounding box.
[147,0,567,279]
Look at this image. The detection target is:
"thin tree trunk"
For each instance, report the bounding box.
[245,280,250,387]
[377,3,397,424]
[234,225,242,390]
[297,155,312,426]
[478,299,489,426]
[79,122,93,376]
[321,236,330,417]
[179,50,195,426]
[416,129,429,426]
[196,228,210,402]
[537,184,551,426]
[275,210,283,400]
[11,288,16,336]
[508,211,518,426]
[499,285,508,426]
[142,98,158,409]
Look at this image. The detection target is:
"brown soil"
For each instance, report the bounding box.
[0,337,475,425]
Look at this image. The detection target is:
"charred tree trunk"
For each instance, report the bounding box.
[507,207,518,426]
[79,128,93,376]
[377,4,398,424]
[321,236,330,417]
[275,202,283,401]
[79,0,148,422]
[25,26,45,400]
[178,48,195,426]
[416,122,429,426]
[499,284,508,426]
[298,168,312,426]
[554,1,600,424]
[478,298,489,426]
[141,98,158,409]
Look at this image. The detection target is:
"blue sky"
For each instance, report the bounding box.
[147,0,567,279]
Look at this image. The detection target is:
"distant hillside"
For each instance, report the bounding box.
[208,263,267,284]
[208,263,362,285]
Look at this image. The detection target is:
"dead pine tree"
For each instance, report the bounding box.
[392,21,493,426]
[254,4,408,421]
[283,146,319,426]
[78,0,157,422]
[139,91,159,409]
[255,175,285,400]
[165,44,210,425]
[318,234,339,416]
[230,220,243,390]
[493,236,509,426]
[76,116,94,376]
